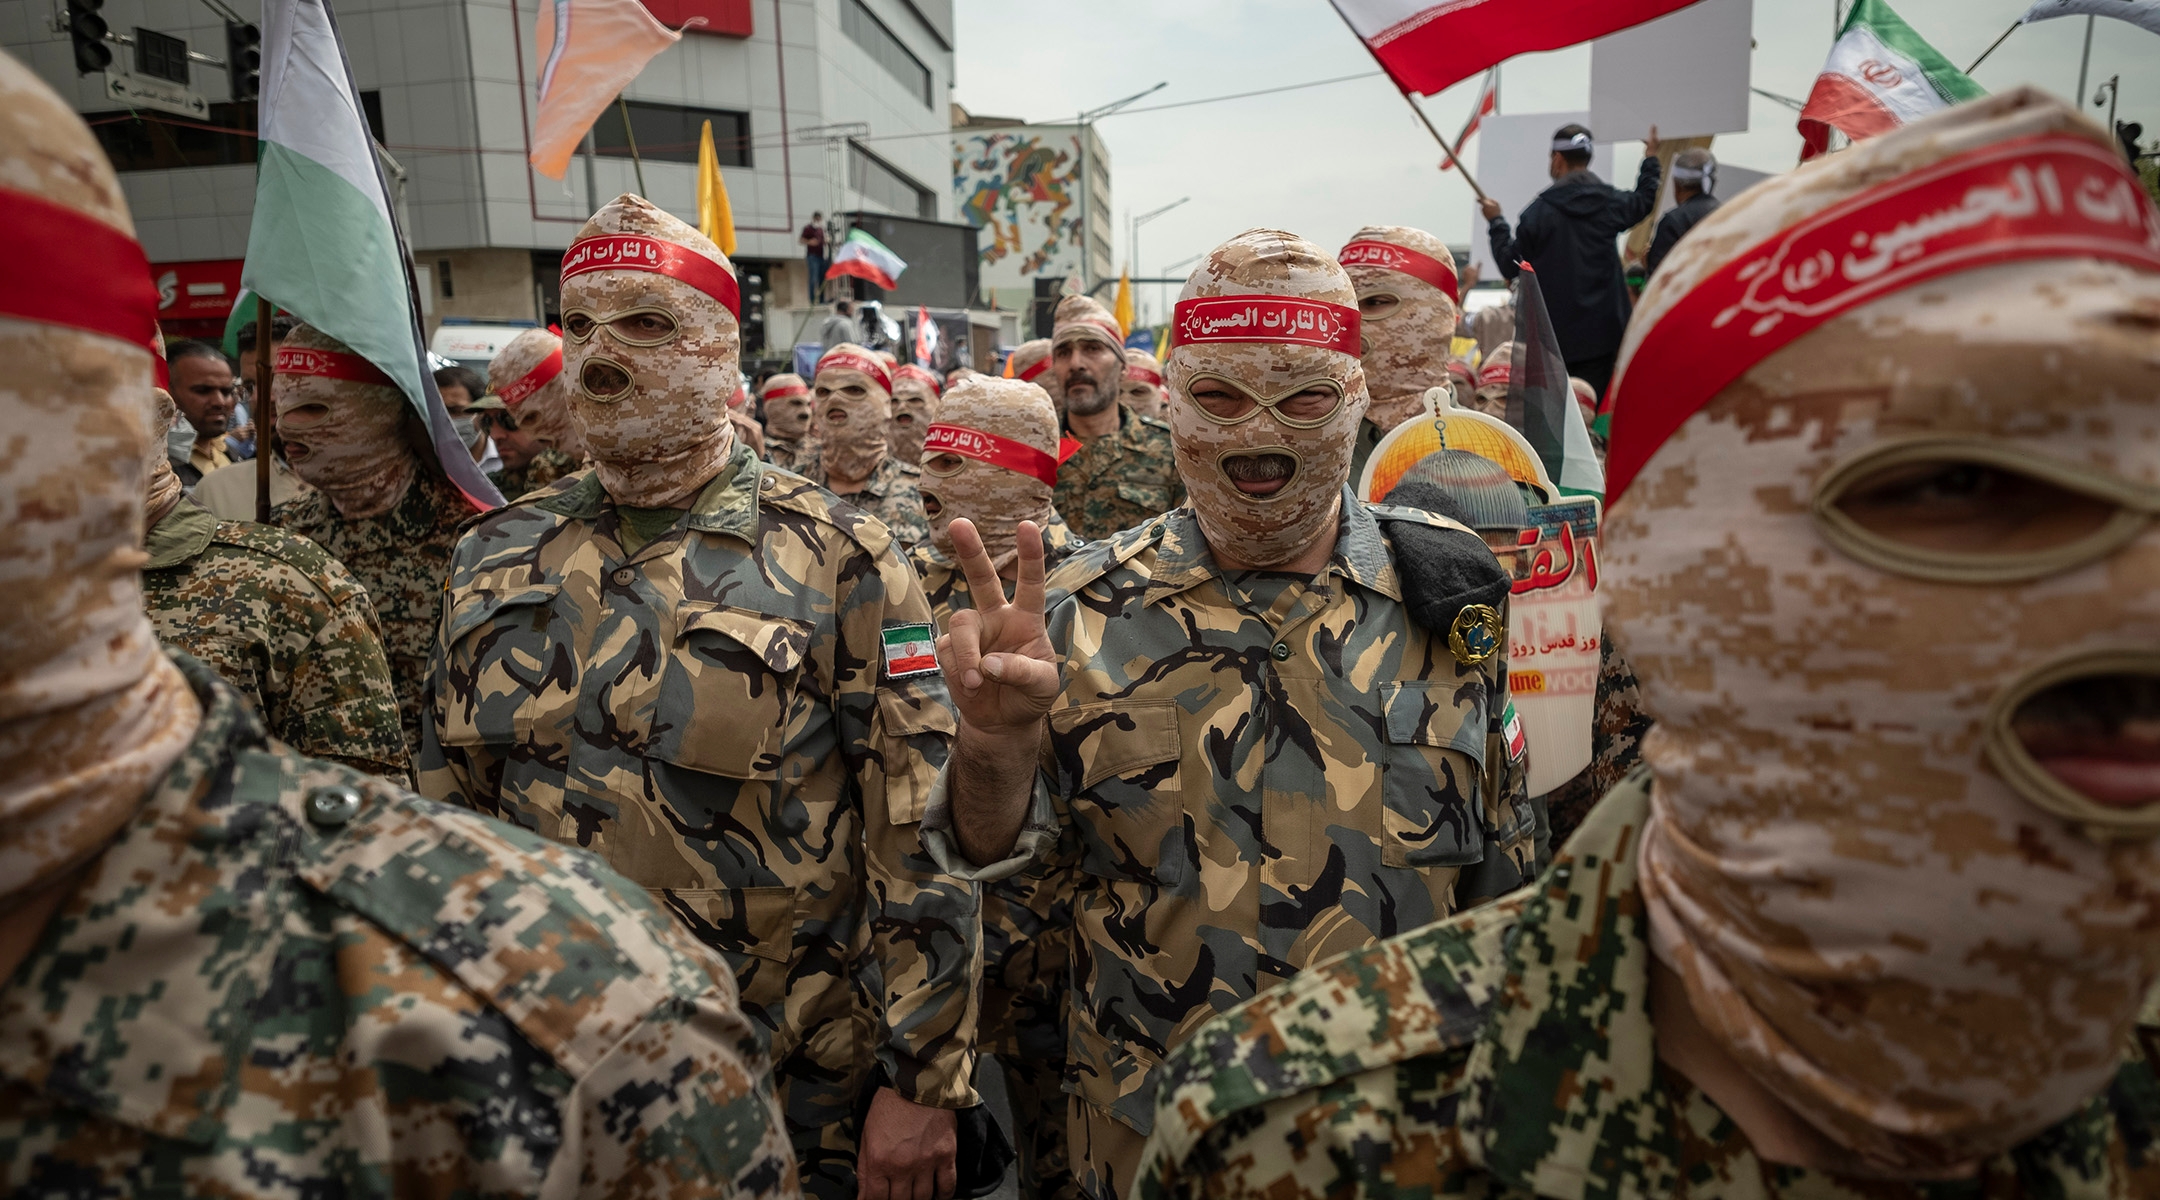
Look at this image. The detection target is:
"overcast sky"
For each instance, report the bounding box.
[950,0,2156,325]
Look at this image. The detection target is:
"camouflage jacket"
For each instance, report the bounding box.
[809,452,930,550]
[415,443,976,1131]
[1541,638,1653,849]
[0,655,797,1198]
[275,469,471,759]
[765,434,811,474]
[142,497,410,781]
[906,509,1086,627]
[1053,405,1184,542]
[1137,769,2160,1199]
[490,447,579,502]
[921,494,1536,1139]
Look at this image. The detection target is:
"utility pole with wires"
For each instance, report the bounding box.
[1075,82,1165,293]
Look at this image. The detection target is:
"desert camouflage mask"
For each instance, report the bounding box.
[814,343,893,482]
[920,375,1058,569]
[274,324,417,520]
[888,363,941,463]
[490,326,583,462]
[1340,224,1460,433]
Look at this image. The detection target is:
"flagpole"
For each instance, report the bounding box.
[1964,18,2019,74]
[253,295,275,524]
[1323,0,1490,201]
[618,98,648,197]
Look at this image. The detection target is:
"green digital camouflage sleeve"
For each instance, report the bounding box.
[842,537,979,1108]
[274,541,412,783]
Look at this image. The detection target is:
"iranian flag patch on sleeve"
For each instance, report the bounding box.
[1503,701,1527,763]
[883,623,940,679]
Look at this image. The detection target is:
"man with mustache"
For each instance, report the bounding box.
[1138,89,2160,1199]
[922,229,1537,1200]
[808,342,931,549]
[760,370,816,471]
[1047,295,1183,540]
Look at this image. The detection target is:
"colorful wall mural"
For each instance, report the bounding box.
[954,129,1085,286]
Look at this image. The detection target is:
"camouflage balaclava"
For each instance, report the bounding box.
[561,193,741,508]
[1603,89,2160,1175]
[1007,337,1054,408]
[1122,348,1166,420]
[1052,294,1125,421]
[814,343,893,482]
[275,324,417,519]
[920,375,1059,569]
[0,49,199,907]
[142,387,187,525]
[489,326,584,462]
[1166,228,1368,567]
[888,363,942,462]
[759,372,814,441]
[1340,225,1461,432]
[1465,343,1512,418]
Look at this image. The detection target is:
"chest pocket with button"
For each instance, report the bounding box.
[1046,698,1185,884]
[649,602,813,778]
[438,584,574,747]
[1376,678,1487,867]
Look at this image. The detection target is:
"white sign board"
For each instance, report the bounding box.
[1589,0,1753,140]
[1467,112,1615,280]
[104,70,209,120]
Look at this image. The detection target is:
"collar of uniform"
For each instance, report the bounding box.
[532,441,761,544]
[0,654,281,1147]
[1144,488,1397,607]
[143,495,220,570]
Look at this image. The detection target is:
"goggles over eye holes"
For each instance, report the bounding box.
[1182,372,1346,429]
[560,306,681,347]
[1812,436,2160,584]
[921,451,968,477]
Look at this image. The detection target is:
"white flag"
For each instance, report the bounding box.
[2021,0,2160,35]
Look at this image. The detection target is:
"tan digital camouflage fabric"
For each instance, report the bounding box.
[0,49,197,906]
[490,325,586,463]
[489,445,578,502]
[888,364,940,463]
[761,371,815,471]
[815,342,896,483]
[921,374,1058,569]
[275,323,418,520]
[1342,224,1460,433]
[1467,342,1511,417]
[1009,338,1054,400]
[142,388,186,527]
[0,655,798,1197]
[1609,89,2160,1172]
[417,440,976,1199]
[1052,294,1123,354]
[143,497,409,782]
[1135,772,2160,1199]
[1121,349,1166,421]
[921,497,1536,1200]
[1051,404,1182,543]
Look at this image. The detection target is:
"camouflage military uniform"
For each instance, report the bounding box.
[275,469,470,758]
[766,434,811,474]
[1540,638,1652,849]
[910,512,1088,1200]
[1348,417,1385,489]
[0,655,797,1198]
[809,452,930,550]
[489,446,578,501]
[418,441,976,1199]
[922,494,1535,1200]
[1052,404,1183,542]
[1138,768,2160,1199]
[142,496,408,781]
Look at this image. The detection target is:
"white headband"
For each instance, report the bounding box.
[1552,131,1593,152]
[1671,160,1717,193]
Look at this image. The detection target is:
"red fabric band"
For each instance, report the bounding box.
[1171,295,1360,356]
[561,234,742,320]
[1017,356,1049,383]
[818,350,893,392]
[924,423,1059,485]
[1478,361,1512,387]
[761,383,810,400]
[1339,239,1460,303]
[894,364,942,395]
[1606,134,2160,502]
[497,346,563,407]
[1124,363,1163,387]
[275,345,394,386]
[0,188,158,355]
[1055,316,1125,348]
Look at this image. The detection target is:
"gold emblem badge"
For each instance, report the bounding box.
[1448,603,1504,667]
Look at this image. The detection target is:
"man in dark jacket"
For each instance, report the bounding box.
[1482,122,1660,398]
[1646,148,1722,278]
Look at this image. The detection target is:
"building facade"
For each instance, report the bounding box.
[5,0,957,360]
[951,104,1111,323]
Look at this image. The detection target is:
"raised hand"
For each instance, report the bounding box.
[1645,124,1661,159]
[936,517,1060,736]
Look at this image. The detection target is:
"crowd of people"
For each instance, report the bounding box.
[3,37,2157,1200]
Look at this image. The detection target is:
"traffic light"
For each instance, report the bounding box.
[65,0,110,75]
[225,20,260,101]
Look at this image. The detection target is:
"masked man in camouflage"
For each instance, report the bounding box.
[1139,90,2160,1199]
[0,58,795,1195]
[485,325,581,497]
[911,374,1085,1200]
[1121,348,1166,421]
[1048,295,1182,541]
[139,387,409,781]
[419,193,979,1200]
[888,363,941,464]
[924,228,1538,1200]
[806,343,931,549]
[271,324,487,758]
[1339,225,1462,481]
[760,371,816,472]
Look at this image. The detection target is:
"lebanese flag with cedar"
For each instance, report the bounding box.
[1798,0,1984,160]
[1331,0,1702,96]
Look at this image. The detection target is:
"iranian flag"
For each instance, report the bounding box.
[1799,0,1985,160]
[825,228,908,291]
[1329,0,1700,97]
[243,0,500,509]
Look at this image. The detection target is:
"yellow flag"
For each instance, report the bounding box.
[1113,267,1135,336]
[697,119,737,255]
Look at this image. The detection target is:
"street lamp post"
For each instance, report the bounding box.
[1076,82,1166,294]
[1131,195,1189,326]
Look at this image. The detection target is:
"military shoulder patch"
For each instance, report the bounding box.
[882,623,940,679]
[1449,603,1504,667]
[1503,700,1526,763]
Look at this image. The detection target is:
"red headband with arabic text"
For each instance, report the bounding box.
[923,423,1059,485]
[1478,360,1512,388]
[1,187,159,360]
[1171,295,1360,356]
[561,234,741,320]
[818,349,893,392]
[1124,361,1163,387]
[761,381,810,400]
[496,346,563,407]
[1339,239,1460,303]
[1605,134,2160,502]
[894,363,942,396]
[275,345,394,386]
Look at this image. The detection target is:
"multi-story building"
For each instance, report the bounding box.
[951,103,1111,330]
[4,0,957,362]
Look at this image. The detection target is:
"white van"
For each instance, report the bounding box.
[430,320,542,375]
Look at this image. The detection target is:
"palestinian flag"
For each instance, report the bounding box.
[1799,0,1984,160]
[825,228,908,291]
